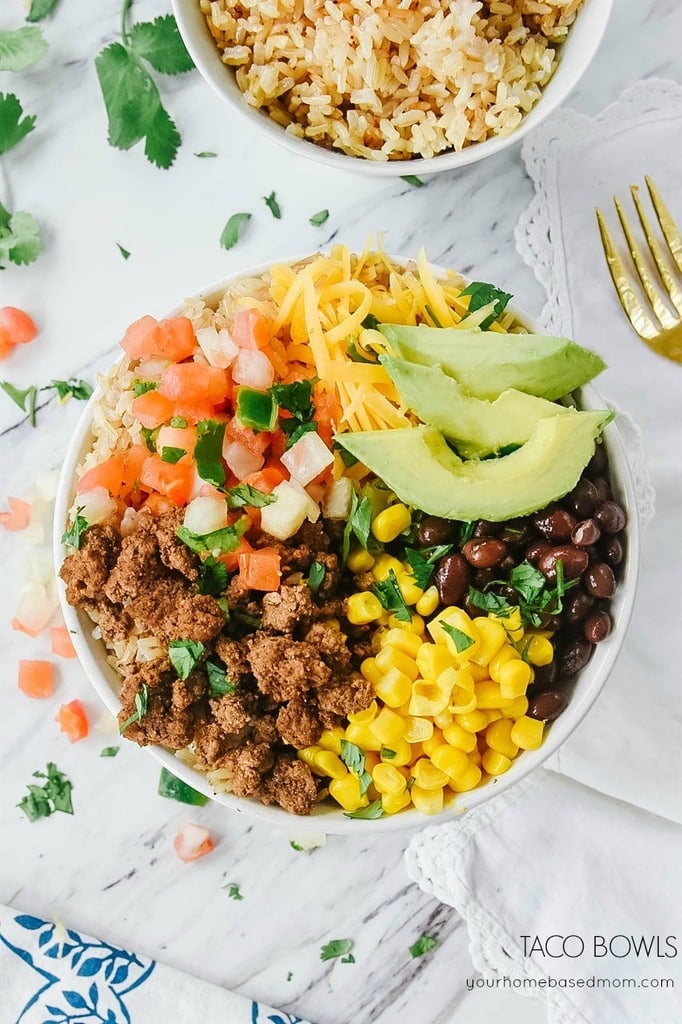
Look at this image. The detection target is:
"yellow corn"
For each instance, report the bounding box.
[493,606,524,642]
[511,716,545,750]
[482,749,512,776]
[455,710,488,733]
[381,628,422,658]
[427,607,480,661]
[372,762,407,796]
[403,716,434,743]
[470,617,508,667]
[347,547,375,573]
[474,680,509,709]
[318,727,344,755]
[431,743,469,779]
[469,745,482,766]
[412,758,449,790]
[499,659,532,700]
[298,746,322,769]
[360,657,383,687]
[373,553,404,581]
[486,719,519,759]
[329,773,368,812]
[443,722,477,753]
[375,646,419,681]
[443,666,477,714]
[384,738,412,766]
[348,700,377,725]
[313,751,348,779]
[416,642,454,681]
[416,585,440,617]
[411,784,444,815]
[374,667,412,708]
[409,676,452,716]
[346,592,383,625]
[372,503,412,543]
[489,644,520,682]
[345,723,382,752]
[526,635,554,667]
[382,790,412,815]
[364,750,380,773]
[388,612,425,633]
[434,710,454,730]
[484,709,503,724]
[371,707,407,745]
[500,695,529,719]
[448,762,482,792]
[421,728,445,758]
[468,662,490,682]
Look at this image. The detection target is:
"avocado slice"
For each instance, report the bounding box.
[380,324,606,401]
[381,355,574,459]
[335,412,612,521]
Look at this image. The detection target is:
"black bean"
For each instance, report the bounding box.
[530,660,558,692]
[533,508,577,542]
[462,538,508,568]
[538,545,589,581]
[564,590,596,625]
[472,520,501,539]
[571,519,601,547]
[588,443,608,475]
[592,477,611,502]
[525,541,553,565]
[593,501,627,534]
[584,563,616,599]
[473,567,497,588]
[434,554,471,606]
[584,610,611,643]
[602,535,624,567]
[498,519,533,548]
[527,690,567,722]
[418,515,454,547]
[566,478,599,518]
[559,639,594,676]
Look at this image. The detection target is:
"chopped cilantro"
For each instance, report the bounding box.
[344,799,385,820]
[341,954,355,963]
[168,640,205,681]
[263,190,281,219]
[206,660,236,697]
[117,242,131,260]
[507,560,545,603]
[194,419,226,488]
[61,507,89,549]
[290,841,303,852]
[285,420,317,449]
[409,935,438,958]
[0,93,36,156]
[48,378,93,401]
[27,0,61,22]
[309,209,329,226]
[0,199,42,269]
[501,558,578,627]
[361,313,380,330]
[161,445,186,464]
[195,150,217,158]
[170,415,187,428]
[17,762,73,822]
[381,747,396,760]
[458,521,475,545]
[270,379,315,441]
[440,622,475,653]
[401,174,424,187]
[342,489,374,563]
[307,560,326,594]
[176,517,247,556]
[119,683,149,734]
[133,379,158,396]
[287,970,293,981]
[467,587,512,616]
[0,26,48,71]
[340,740,372,795]
[403,544,452,590]
[1,381,38,426]
[373,569,412,622]
[157,767,208,806]
[226,483,276,510]
[197,556,228,597]
[225,883,244,901]
[220,212,251,250]
[140,425,160,452]
[320,939,354,962]
[100,746,119,758]
[460,281,512,329]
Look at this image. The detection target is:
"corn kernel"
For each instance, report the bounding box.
[526,635,554,667]
[416,642,454,680]
[409,676,451,716]
[482,749,512,776]
[394,571,423,606]
[371,707,407,745]
[348,700,378,725]
[470,617,508,667]
[298,746,322,769]
[475,680,511,709]
[443,722,477,752]
[318,727,344,755]
[373,553,404,581]
[372,503,412,543]
[484,709,503,724]
[431,743,469,779]
[486,718,519,759]
[382,628,423,657]
[412,758,449,790]
[510,716,545,750]
[345,723,382,752]
[434,710,454,730]
[468,661,491,682]
[421,728,445,758]
[382,790,412,815]
[411,784,444,815]
[416,585,440,617]
[455,710,488,733]
[364,750,380,773]
[372,762,407,796]
[499,659,532,700]
[385,738,412,766]
[388,612,425,634]
[374,667,412,708]
[346,592,383,625]
[427,607,480,662]
[442,667,476,714]
[329,773,368,812]
[448,762,482,792]
[469,745,482,766]
[500,696,529,719]
[410,742,424,761]
[375,646,419,681]
[403,716,434,744]
[360,657,383,687]
[489,644,519,682]
[347,546,375,573]
[313,751,348,779]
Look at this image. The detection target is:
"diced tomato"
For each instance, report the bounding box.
[120,445,150,496]
[121,315,161,359]
[51,626,77,659]
[159,363,231,407]
[174,823,215,863]
[219,535,253,573]
[18,660,55,699]
[141,493,175,516]
[0,331,14,360]
[156,424,197,457]
[155,317,196,362]
[55,699,89,742]
[232,308,271,350]
[242,466,285,494]
[132,390,175,429]
[77,455,126,496]
[0,496,31,531]
[0,306,38,346]
[313,382,342,448]
[140,454,194,507]
[238,548,281,591]
[269,428,287,460]
[225,417,270,457]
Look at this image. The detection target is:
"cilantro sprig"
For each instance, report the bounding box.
[344,799,385,820]
[0,199,42,269]
[27,0,62,23]
[226,483,276,510]
[341,489,374,564]
[168,640,205,681]
[460,281,512,330]
[270,379,317,449]
[403,544,453,590]
[119,683,149,734]
[221,212,251,250]
[61,507,89,549]
[0,27,48,71]
[17,762,73,822]
[176,517,247,556]
[440,622,475,654]
[339,740,372,796]
[95,2,194,169]
[206,660,236,697]
[409,935,438,958]
[0,93,36,156]
[1,376,92,425]
[197,556,228,597]
[372,569,412,623]
[307,560,326,594]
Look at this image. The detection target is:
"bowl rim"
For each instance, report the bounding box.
[171,0,615,177]
[53,252,640,835]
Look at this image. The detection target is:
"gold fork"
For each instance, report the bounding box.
[596,176,682,365]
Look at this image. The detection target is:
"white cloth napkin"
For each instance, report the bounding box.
[0,904,310,1024]
[407,78,682,1024]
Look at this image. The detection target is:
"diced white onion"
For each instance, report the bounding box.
[323,477,353,519]
[223,440,263,478]
[196,326,239,369]
[260,481,313,540]
[120,507,139,537]
[136,357,169,378]
[14,586,57,636]
[232,349,275,390]
[78,486,116,525]
[183,496,228,535]
[280,430,334,487]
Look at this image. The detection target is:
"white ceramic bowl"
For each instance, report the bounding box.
[54,256,639,834]
[172,0,614,177]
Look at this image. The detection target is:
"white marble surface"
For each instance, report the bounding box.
[0,1,679,1022]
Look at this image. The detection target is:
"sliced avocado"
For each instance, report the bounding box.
[380,324,606,401]
[381,355,574,459]
[335,412,612,522]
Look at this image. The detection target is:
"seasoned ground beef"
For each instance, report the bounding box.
[248,635,332,700]
[60,524,121,605]
[317,673,374,718]
[277,696,323,748]
[261,585,317,634]
[213,637,252,685]
[264,756,318,816]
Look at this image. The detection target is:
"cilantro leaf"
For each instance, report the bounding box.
[18,787,51,822]
[440,622,475,653]
[195,150,217,158]
[507,560,546,603]
[133,379,157,396]
[18,763,73,822]
[176,518,247,556]
[0,27,47,71]
[161,445,186,464]
[310,209,329,226]
[225,882,244,901]
[284,420,317,449]
[403,545,452,590]
[0,93,36,157]
[194,419,226,488]
[307,560,326,594]
[320,939,354,962]
[129,15,194,75]
[341,954,355,963]
[271,379,315,420]
[467,587,511,616]
[344,799,385,820]
[27,0,61,22]
[100,746,119,757]
[409,935,438,958]
[220,212,251,250]
[61,507,89,549]
[381,747,396,760]
[0,381,38,426]
[206,660,236,697]
[401,174,424,187]
[0,202,42,269]
[340,739,372,795]
[458,521,475,545]
[226,483,276,510]
[373,569,412,622]
[198,556,228,597]
[263,190,281,219]
[460,281,512,329]
[168,640,205,681]
[47,378,93,401]
[290,841,303,852]
[171,416,187,428]
[119,683,149,734]
[117,242,131,260]
[157,767,208,806]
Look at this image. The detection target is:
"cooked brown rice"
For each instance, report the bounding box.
[200,0,585,160]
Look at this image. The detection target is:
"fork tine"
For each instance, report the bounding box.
[595,208,658,341]
[645,176,682,275]
[630,185,682,317]
[614,197,678,328]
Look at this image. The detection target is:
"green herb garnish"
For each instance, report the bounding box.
[285,420,317,449]
[140,424,160,452]
[460,281,512,329]
[119,683,149,734]
[0,199,42,269]
[197,556,228,597]
[342,489,374,563]
[226,483,276,510]
[168,640,205,681]
[403,544,452,590]
[307,560,326,594]
[176,517,247,556]
[344,799,385,820]
[170,415,187,428]
[0,27,47,71]
[157,766,208,806]
[341,954,355,963]
[409,935,438,958]
[61,507,89,549]
[1,381,38,425]
[206,660,236,697]
[373,569,412,623]
[195,150,217,158]
[48,378,93,401]
[194,419,226,488]
[0,93,36,156]
[17,762,73,822]
[263,190,281,219]
[100,746,119,758]
[467,587,512,616]
[225,883,244,901]
[117,242,131,260]
[339,740,372,795]
[440,622,475,653]
[160,445,186,464]
[290,841,303,852]
[381,747,396,760]
[309,209,329,226]
[270,378,316,446]
[458,521,475,545]
[27,0,62,22]
[220,212,251,249]
[320,939,354,962]
[401,174,424,187]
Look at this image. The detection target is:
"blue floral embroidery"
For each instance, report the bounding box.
[251,1003,304,1024]
[0,913,155,1023]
